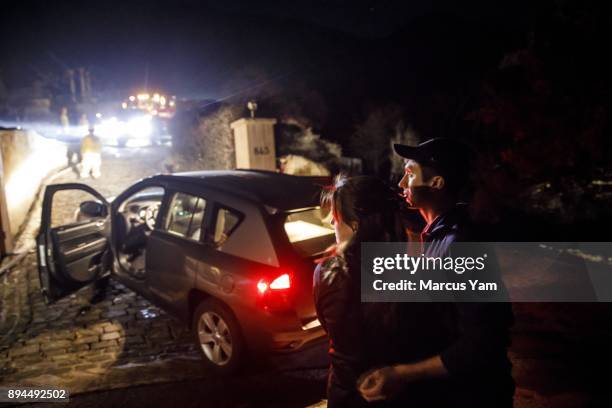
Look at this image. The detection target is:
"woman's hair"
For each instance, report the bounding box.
[320,174,407,335]
[321,174,406,252]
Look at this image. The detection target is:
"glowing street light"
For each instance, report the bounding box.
[247,100,258,118]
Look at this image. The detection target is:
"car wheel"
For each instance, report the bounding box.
[192,299,244,375]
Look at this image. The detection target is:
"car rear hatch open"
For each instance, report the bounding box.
[282,207,335,328]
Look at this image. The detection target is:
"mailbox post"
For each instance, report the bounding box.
[230,118,277,171]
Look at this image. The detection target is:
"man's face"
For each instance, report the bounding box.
[398,160,439,209]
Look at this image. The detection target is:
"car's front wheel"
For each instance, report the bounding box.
[192,299,244,375]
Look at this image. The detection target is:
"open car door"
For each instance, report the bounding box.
[36,183,111,303]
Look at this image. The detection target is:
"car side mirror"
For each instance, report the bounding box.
[79,200,108,218]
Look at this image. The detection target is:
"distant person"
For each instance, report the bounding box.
[66,140,82,171]
[62,107,82,173]
[80,126,102,178]
[357,138,514,407]
[313,175,407,407]
[60,106,70,131]
[78,113,89,130]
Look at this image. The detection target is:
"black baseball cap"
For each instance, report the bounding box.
[393,138,472,173]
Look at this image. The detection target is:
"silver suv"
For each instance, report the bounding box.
[37,170,334,374]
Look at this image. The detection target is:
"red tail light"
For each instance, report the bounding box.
[257,272,293,311]
[257,280,269,295]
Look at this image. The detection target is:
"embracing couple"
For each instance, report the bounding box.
[313,138,515,407]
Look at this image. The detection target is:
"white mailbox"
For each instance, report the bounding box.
[231,118,277,171]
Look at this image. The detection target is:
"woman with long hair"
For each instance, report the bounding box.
[313,174,407,407]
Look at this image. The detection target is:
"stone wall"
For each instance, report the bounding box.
[0,130,66,251]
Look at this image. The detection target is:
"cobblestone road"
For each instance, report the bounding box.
[0,146,203,390]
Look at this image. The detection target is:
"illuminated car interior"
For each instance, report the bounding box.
[115,187,164,278]
[284,207,335,257]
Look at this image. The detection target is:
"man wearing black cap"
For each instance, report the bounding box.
[358,138,514,407]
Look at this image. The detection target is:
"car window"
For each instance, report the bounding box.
[51,189,106,228]
[188,197,206,240]
[165,192,206,240]
[208,202,278,267]
[213,207,241,246]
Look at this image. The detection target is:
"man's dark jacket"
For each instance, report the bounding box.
[412,203,515,406]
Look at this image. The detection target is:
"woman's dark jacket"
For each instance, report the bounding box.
[314,255,367,407]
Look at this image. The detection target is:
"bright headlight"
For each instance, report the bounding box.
[127,115,152,138]
[98,117,124,138]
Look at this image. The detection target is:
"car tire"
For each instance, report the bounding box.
[192,298,245,375]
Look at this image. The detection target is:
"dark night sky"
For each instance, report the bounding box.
[0,0,529,99]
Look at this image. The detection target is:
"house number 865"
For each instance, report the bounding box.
[253,146,270,155]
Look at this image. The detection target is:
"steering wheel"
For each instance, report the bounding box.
[144,204,159,230]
